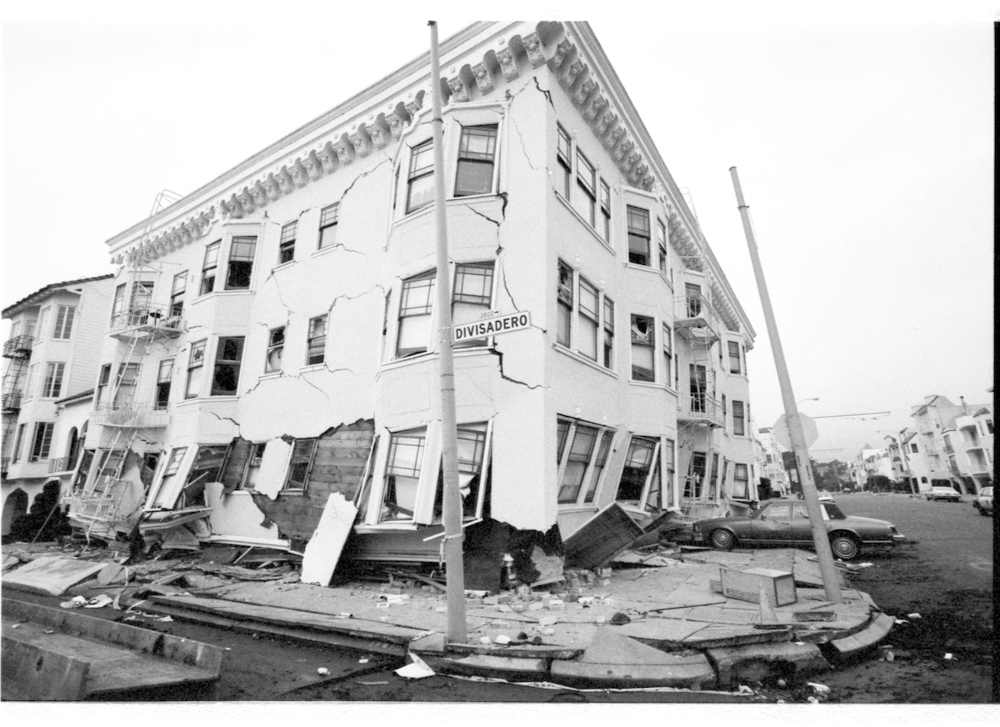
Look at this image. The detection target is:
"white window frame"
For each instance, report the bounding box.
[265,327,284,374]
[307,315,328,365]
[278,221,297,264]
[41,362,66,399]
[557,417,615,507]
[318,203,340,249]
[630,314,655,382]
[52,305,76,340]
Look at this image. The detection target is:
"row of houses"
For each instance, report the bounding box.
[851,394,994,495]
[2,22,769,574]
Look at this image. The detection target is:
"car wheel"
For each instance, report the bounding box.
[710,529,736,551]
[830,534,860,560]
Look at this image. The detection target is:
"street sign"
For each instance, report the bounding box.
[453,311,531,343]
[772,412,819,450]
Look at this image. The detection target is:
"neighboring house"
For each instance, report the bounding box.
[63,22,756,569]
[850,445,893,489]
[909,395,992,495]
[756,427,790,497]
[1,275,115,537]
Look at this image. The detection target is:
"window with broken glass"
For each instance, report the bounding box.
[265,327,284,374]
[211,336,244,396]
[242,443,266,490]
[380,428,426,522]
[556,261,573,348]
[155,359,173,410]
[455,124,498,197]
[226,236,256,290]
[148,446,187,509]
[452,262,495,348]
[616,435,663,512]
[278,222,297,264]
[432,423,489,521]
[181,445,228,507]
[200,241,220,295]
[630,314,655,382]
[185,340,206,399]
[406,140,435,214]
[627,206,651,266]
[307,315,327,365]
[318,203,339,249]
[284,438,317,492]
[396,271,436,358]
[557,417,614,506]
[684,451,707,498]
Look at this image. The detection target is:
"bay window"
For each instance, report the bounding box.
[455,125,498,197]
[630,314,655,382]
[396,271,436,358]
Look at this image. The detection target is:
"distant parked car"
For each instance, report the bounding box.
[925,486,962,503]
[973,486,993,516]
[692,499,906,560]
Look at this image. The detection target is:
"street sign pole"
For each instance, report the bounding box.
[429,20,467,642]
[731,167,843,603]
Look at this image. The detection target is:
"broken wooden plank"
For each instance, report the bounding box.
[563,503,644,570]
[2,556,106,596]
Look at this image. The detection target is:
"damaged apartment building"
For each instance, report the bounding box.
[56,21,757,578]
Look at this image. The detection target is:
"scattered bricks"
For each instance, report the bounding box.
[708,641,830,689]
[483,597,499,606]
[528,602,544,612]
[547,599,566,610]
[538,615,558,627]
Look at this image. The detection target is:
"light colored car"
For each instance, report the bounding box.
[973,486,993,516]
[925,485,962,502]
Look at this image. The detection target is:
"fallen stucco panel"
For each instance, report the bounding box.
[254,438,291,499]
[300,492,358,586]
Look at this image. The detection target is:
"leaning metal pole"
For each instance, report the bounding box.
[730,167,843,603]
[429,20,468,641]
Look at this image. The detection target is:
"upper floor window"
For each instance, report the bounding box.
[36,307,50,342]
[630,315,655,382]
[455,125,498,197]
[662,323,673,386]
[574,151,596,226]
[11,423,27,463]
[41,362,65,398]
[603,297,615,369]
[212,336,245,395]
[318,203,340,249]
[396,271,436,358]
[155,359,173,410]
[556,261,573,348]
[185,340,206,399]
[226,237,257,290]
[200,241,220,295]
[52,306,76,340]
[685,283,703,317]
[556,125,572,198]
[577,277,599,361]
[627,206,651,266]
[24,364,38,400]
[733,400,746,436]
[657,218,668,275]
[600,180,612,243]
[30,422,54,462]
[307,315,328,365]
[170,272,187,317]
[265,328,284,373]
[452,263,495,348]
[96,364,111,406]
[278,222,297,264]
[728,341,742,374]
[406,140,435,214]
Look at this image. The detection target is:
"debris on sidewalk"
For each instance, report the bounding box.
[395,653,435,679]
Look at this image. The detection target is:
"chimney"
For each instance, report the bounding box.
[960,396,968,414]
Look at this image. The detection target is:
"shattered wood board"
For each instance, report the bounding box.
[2,556,107,596]
[300,493,358,586]
[563,503,644,570]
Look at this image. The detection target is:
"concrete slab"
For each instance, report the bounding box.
[580,627,682,665]
[708,640,830,689]
[2,556,106,596]
[551,652,717,690]
[420,652,550,681]
[830,611,895,657]
[614,617,709,646]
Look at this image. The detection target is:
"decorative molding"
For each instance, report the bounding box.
[472,62,495,94]
[349,129,372,158]
[523,32,547,67]
[447,76,471,103]
[497,47,519,80]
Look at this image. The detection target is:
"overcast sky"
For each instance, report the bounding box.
[1,3,994,462]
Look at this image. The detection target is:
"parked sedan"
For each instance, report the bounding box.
[692,499,906,560]
[925,486,962,502]
[973,486,993,516]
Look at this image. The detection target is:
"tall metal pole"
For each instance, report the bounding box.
[730,167,843,603]
[429,20,467,641]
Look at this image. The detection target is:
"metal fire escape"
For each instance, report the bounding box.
[1,334,34,478]
[66,191,183,540]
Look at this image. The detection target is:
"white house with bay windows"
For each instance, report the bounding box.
[63,22,755,571]
[1,275,114,537]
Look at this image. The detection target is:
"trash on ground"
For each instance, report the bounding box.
[807,682,830,696]
[59,596,87,609]
[317,667,330,676]
[395,653,434,679]
[84,594,114,609]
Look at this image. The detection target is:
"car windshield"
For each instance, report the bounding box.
[822,502,847,520]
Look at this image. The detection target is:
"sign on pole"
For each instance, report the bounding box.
[772,413,818,451]
[453,311,531,344]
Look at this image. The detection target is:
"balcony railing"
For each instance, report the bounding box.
[109,303,183,339]
[48,456,74,473]
[2,335,34,359]
[1,391,22,413]
[66,478,130,523]
[90,401,170,428]
[678,393,725,426]
[674,293,721,343]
